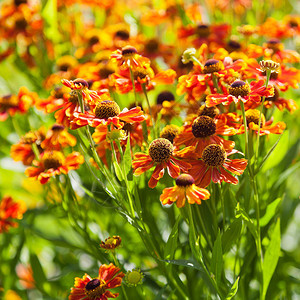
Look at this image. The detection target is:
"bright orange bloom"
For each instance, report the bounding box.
[0,196,26,233]
[16,264,35,289]
[41,124,76,150]
[10,128,46,166]
[188,145,247,188]
[25,151,84,184]
[69,263,124,300]
[174,116,236,156]
[0,87,38,121]
[160,174,210,208]
[110,45,150,70]
[71,100,145,129]
[133,138,191,188]
[100,236,122,251]
[206,79,274,107]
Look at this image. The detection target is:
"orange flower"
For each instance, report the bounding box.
[174,116,236,156]
[160,174,210,208]
[10,128,46,166]
[0,196,26,233]
[100,236,122,251]
[69,263,124,300]
[110,45,150,70]
[16,264,35,289]
[0,87,38,121]
[188,144,247,187]
[133,138,191,188]
[41,124,76,150]
[206,79,274,107]
[71,100,145,129]
[25,151,84,184]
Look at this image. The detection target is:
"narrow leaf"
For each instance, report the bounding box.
[30,254,47,287]
[164,216,180,260]
[260,198,282,227]
[226,277,240,300]
[212,231,223,285]
[263,219,281,299]
[222,218,243,253]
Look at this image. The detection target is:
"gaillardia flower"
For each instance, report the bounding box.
[0,196,26,233]
[206,79,274,107]
[188,144,248,187]
[160,174,210,208]
[133,138,191,188]
[100,236,122,251]
[69,263,124,300]
[25,151,84,184]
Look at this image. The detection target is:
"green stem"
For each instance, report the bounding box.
[218,184,226,230]
[141,83,155,136]
[212,74,222,94]
[254,70,271,167]
[31,143,40,161]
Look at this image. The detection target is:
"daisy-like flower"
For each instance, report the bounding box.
[71,100,145,129]
[0,87,38,121]
[61,78,100,105]
[124,269,144,287]
[206,79,274,107]
[237,109,286,136]
[160,174,210,208]
[100,236,122,251]
[0,196,26,233]
[69,263,124,300]
[174,116,236,156]
[188,144,248,188]
[25,151,84,184]
[133,138,191,188]
[110,45,150,69]
[41,124,76,150]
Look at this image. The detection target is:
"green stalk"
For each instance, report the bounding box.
[141,83,155,136]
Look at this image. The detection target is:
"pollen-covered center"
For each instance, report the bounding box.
[176,174,195,187]
[192,116,216,138]
[114,30,130,40]
[42,151,65,170]
[203,59,224,74]
[95,100,121,119]
[229,80,250,97]
[160,125,179,143]
[133,68,148,80]
[121,45,138,56]
[0,95,18,110]
[127,270,143,285]
[148,138,174,163]
[85,278,106,297]
[198,104,219,119]
[156,91,175,105]
[202,144,226,167]
[245,109,265,126]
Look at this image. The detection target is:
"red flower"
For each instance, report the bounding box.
[206,79,274,107]
[69,263,124,300]
[0,196,26,233]
[188,144,247,188]
[25,151,84,184]
[133,138,191,188]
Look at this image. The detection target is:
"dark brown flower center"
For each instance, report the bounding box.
[68,92,79,104]
[15,18,27,30]
[89,36,99,46]
[145,39,159,53]
[266,87,279,102]
[196,24,210,37]
[202,144,226,167]
[197,104,219,119]
[95,101,120,119]
[122,45,138,56]
[42,151,64,170]
[85,278,106,297]
[0,95,18,109]
[266,39,282,52]
[14,0,27,6]
[156,91,175,105]
[148,138,174,163]
[160,125,179,143]
[227,40,241,52]
[260,70,279,80]
[176,174,194,187]
[245,109,265,126]
[114,30,130,40]
[99,65,115,79]
[53,87,64,99]
[51,124,65,131]
[203,59,224,74]
[192,116,216,138]
[73,78,89,88]
[229,80,250,97]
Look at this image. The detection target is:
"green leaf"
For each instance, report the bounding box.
[30,254,47,287]
[176,4,192,26]
[164,216,180,260]
[260,198,282,227]
[225,277,240,300]
[142,120,148,143]
[41,0,59,42]
[222,218,243,253]
[236,205,257,239]
[113,161,123,181]
[255,134,282,175]
[121,136,133,180]
[262,219,281,299]
[212,231,223,285]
